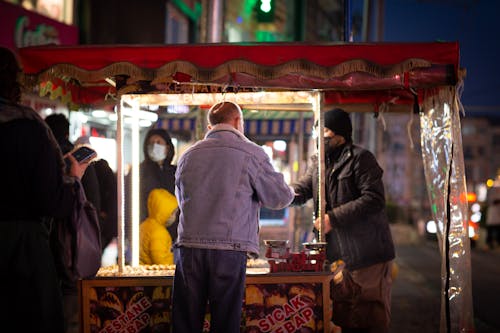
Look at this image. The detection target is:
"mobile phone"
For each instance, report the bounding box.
[71,146,97,163]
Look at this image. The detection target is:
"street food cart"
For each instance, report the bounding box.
[19,42,472,332]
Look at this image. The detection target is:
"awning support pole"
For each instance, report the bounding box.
[116,99,125,273]
[313,91,326,243]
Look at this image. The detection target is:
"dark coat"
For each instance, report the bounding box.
[292,143,395,270]
[93,158,117,249]
[126,128,178,242]
[0,99,75,220]
[0,98,76,332]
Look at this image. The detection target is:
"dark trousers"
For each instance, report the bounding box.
[171,247,247,333]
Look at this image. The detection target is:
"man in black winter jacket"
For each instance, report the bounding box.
[292,108,395,333]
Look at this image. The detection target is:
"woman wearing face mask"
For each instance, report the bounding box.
[126,128,178,245]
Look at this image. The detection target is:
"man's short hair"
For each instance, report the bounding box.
[207,101,242,126]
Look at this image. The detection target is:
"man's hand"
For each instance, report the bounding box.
[314,214,332,235]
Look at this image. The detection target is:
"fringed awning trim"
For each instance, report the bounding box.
[23,58,432,88]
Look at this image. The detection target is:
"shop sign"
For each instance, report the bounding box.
[85,281,326,332]
[256,295,314,332]
[156,82,261,94]
[88,285,171,333]
[15,15,60,47]
[244,283,322,332]
[0,1,78,49]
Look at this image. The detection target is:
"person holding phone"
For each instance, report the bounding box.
[75,136,118,251]
[45,114,101,213]
[0,46,89,333]
[44,113,100,333]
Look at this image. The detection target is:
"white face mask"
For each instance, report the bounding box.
[148,143,167,162]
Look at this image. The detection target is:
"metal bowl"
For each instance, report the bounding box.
[263,239,289,247]
[302,242,327,251]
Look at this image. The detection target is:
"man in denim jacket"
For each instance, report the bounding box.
[172,101,294,333]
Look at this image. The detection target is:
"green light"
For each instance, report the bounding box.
[255,0,274,23]
[260,0,272,13]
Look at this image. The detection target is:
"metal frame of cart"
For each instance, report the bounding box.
[19,42,471,332]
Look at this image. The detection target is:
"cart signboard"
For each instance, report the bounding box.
[80,273,333,333]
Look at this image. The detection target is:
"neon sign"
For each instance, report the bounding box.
[15,16,60,47]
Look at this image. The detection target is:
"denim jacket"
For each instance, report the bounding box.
[175,124,294,256]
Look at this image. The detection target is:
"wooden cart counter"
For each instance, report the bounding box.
[79,270,334,333]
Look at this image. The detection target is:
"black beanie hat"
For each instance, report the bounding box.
[324,108,352,142]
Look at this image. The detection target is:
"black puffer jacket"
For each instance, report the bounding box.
[292,142,395,270]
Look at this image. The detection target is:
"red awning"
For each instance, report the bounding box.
[18,42,461,111]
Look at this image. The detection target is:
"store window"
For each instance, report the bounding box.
[9,0,74,24]
[166,3,189,44]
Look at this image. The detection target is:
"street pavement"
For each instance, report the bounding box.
[390,239,441,333]
[389,224,500,333]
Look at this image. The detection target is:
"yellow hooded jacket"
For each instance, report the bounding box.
[139,188,178,265]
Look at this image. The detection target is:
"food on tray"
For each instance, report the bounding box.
[97,261,270,277]
[97,264,176,277]
[246,258,269,268]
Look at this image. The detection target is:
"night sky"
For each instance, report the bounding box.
[381,0,500,119]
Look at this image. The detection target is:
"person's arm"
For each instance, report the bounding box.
[290,156,317,206]
[252,150,294,210]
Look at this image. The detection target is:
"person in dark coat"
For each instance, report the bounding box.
[292,108,395,333]
[93,158,118,249]
[44,114,102,333]
[44,114,101,213]
[75,135,117,250]
[126,128,178,243]
[0,46,88,333]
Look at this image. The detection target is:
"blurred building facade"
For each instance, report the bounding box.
[461,117,500,193]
